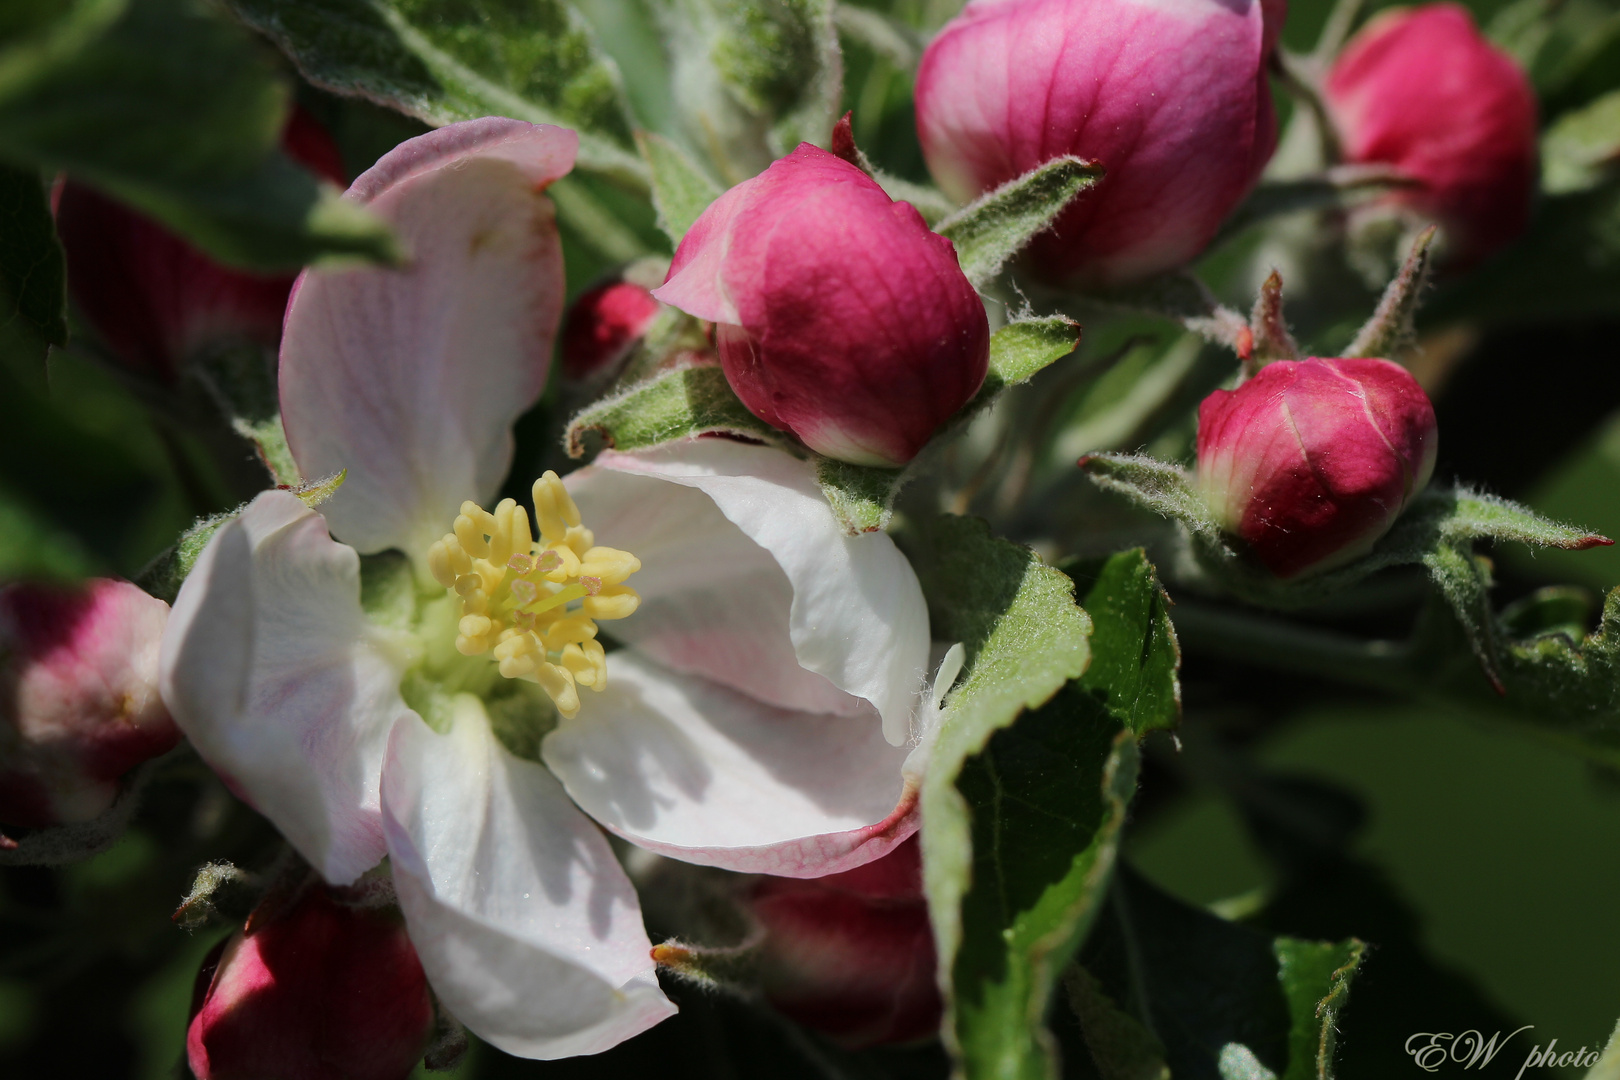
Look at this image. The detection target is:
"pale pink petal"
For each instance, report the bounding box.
[577,440,931,745]
[542,653,916,878]
[280,121,576,558]
[382,701,674,1058]
[158,492,410,883]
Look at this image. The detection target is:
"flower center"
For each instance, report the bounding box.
[425,471,640,719]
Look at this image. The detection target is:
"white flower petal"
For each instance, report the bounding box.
[577,439,931,745]
[382,699,674,1059]
[158,491,407,883]
[280,120,576,558]
[542,653,917,877]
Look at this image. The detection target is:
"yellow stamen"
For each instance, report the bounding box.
[433,471,639,719]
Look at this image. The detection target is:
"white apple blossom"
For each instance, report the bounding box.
[159,117,932,1060]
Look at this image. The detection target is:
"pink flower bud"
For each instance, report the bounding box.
[560,276,661,382]
[0,579,178,827]
[1325,4,1537,267]
[914,0,1281,289]
[749,836,939,1047]
[187,884,435,1080]
[1196,357,1438,578]
[653,145,990,467]
[54,107,349,383]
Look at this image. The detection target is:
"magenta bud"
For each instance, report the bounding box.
[653,144,990,467]
[187,884,435,1080]
[54,107,349,383]
[1325,3,1537,267]
[914,0,1281,289]
[1196,357,1438,578]
[749,837,940,1047]
[559,276,662,382]
[0,579,178,828]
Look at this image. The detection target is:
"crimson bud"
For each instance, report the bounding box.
[914,0,1282,289]
[1196,357,1438,578]
[1325,3,1537,267]
[0,579,178,828]
[653,145,989,467]
[187,883,435,1080]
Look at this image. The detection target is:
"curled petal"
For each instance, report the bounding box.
[159,492,409,883]
[280,120,578,558]
[543,654,916,878]
[573,440,930,745]
[382,700,674,1059]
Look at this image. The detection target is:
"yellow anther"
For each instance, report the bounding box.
[438,476,639,720]
[536,662,581,718]
[579,547,641,586]
[583,585,640,621]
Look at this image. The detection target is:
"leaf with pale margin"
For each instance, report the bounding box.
[0,165,65,387]
[1344,225,1436,359]
[0,0,396,271]
[636,130,720,245]
[814,315,1082,535]
[935,156,1104,289]
[1075,866,1366,1080]
[925,550,1180,1080]
[224,0,644,185]
[564,362,783,457]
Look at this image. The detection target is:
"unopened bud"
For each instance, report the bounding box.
[187,883,435,1080]
[0,579,178,827]
[653,145,989,467]
[54,106,348,383]
[915,0,1281,288]
[1325,3,1537,267]
[559,263,665,384]
[1196,357,1438,578]
[748,837,939,1047]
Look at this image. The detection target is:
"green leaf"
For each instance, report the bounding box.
[1544,88,1620,194]
[636,130,720,245]
[0,0,397,271]
[564,362,783,457]
[224,0,645,185]
[1067,550,1181,736]
[1344,225,1436,359]
[935,156,1104,289]
[0,164,65,387]
[1077,867,1366,1080]
[910,524,1184,1080]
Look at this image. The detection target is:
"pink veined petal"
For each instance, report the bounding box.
[381,702,674,1060]
[542,653,917,879]
[280,120,576,559]
[158,491,409,884]
[582,440,931,746]
[649,177,757,326]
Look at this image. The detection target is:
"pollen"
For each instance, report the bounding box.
[426,472,641,719]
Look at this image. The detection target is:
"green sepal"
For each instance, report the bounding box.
[564,361,784,457]
[975,314,1084,401]
[223,0,645,186]
[935,156,1104,290]
[635,130,721,246]
[1247,270,1299,365]
[813,457,902,534]
[1344,225,1436,359]
[0,0,398,272]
